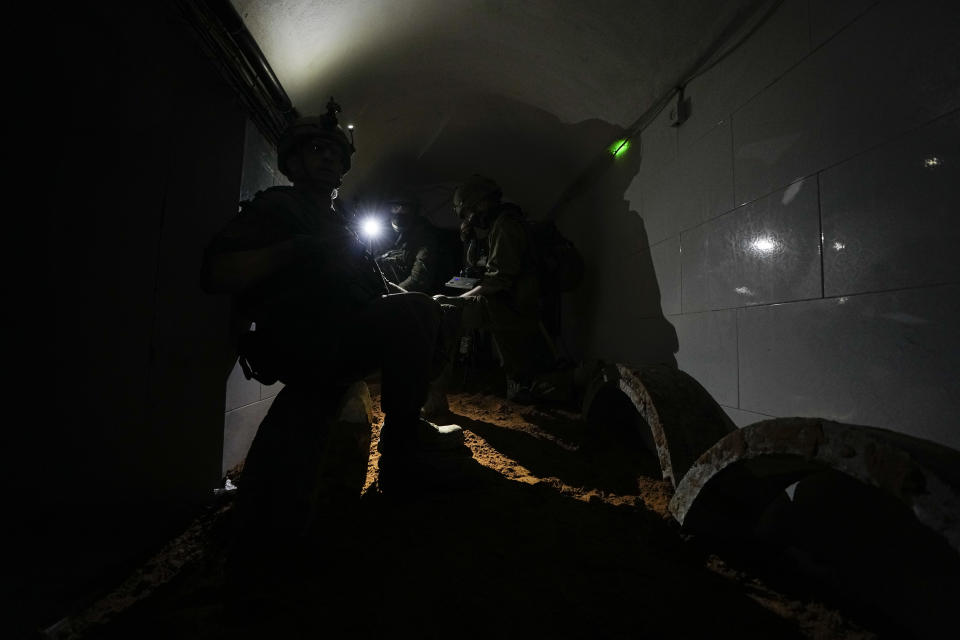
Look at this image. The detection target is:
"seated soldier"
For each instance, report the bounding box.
[201,100,465,464]
[430,175,558,406]
[375,191,450,294]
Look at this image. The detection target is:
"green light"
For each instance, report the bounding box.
[608,138,630,157]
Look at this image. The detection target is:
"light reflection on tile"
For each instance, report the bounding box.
[681,178,821,312]
[821,110,960,297]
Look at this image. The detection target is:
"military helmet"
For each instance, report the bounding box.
[386,190,421,232]
[453,175,502,219]
[277,97,355,179]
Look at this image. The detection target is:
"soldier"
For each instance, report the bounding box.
[203,99,465,555]
[430,175,558,404]
[375,191,451,294]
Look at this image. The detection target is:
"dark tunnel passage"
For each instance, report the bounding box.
[14,0,960,638]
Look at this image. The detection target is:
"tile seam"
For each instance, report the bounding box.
[684,105,959,237]
[224,397,275,415]
[673,279,960,316]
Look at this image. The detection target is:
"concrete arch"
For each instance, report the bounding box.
[669,417,960,553]
[581,363,736,487]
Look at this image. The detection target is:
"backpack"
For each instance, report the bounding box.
[526,219,585,293]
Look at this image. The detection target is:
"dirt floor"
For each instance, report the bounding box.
[46,372,900,640]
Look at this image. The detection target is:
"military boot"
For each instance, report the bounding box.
[376,418,470,494]
[377,418,464,454]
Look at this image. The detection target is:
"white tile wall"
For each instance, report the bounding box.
[675,119,736,229]
[821,110,960,297]
[603,202,654,260]
[640,119,735,247]
[738,285,960,451]
[679,0,810,148]
[222,398,276,475]
[222,120,291,473]
[638,100,678,182]
[681,178,821,312]
[733,0,960,205]
[722,405,774,428]
[225,359,259,412]
[673,309,738,408]
[571,0,960,455]
[731,60,823,205]
[649,237,681,317]
[639,158,687,246]
[622,173,643,227]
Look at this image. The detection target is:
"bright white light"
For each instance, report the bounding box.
[750,237,778,254]
[361,217,382,238]
[347,124,355,130]
[833,241,846,251]
[924,157,940,168]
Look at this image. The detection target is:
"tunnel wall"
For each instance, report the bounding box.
[558,0,959,451]
[17,5,253,628]
[36,2,250,506]
[221,120,289,476]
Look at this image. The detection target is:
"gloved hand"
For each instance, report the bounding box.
[432,294,462,305]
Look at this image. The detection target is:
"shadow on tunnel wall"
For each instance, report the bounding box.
[552,135,679,369]
[343,92,625,224]
[343,92,678,367]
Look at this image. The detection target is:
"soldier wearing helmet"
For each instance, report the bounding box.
[428,175,557,408]
[276,101,355,186]
[375,191,451,294]
[202,99,465,491]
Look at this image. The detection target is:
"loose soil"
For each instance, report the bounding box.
[56,375,886,640]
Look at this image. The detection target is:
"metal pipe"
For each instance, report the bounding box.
[204,0,296,118]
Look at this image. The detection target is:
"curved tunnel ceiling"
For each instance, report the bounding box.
[232,0,759,222]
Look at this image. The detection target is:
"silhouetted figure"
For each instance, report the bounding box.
[376,191,457,294]
[429,175,560,408]
[201,99,465,604]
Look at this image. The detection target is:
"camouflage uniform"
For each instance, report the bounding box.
[456,203,554,381]
[207,185,443,393]
[377,217,444,294]
[206,185,445,548]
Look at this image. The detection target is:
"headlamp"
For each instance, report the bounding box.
[360,216,383,239]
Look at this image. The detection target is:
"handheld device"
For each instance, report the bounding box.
[445,275,480,290]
